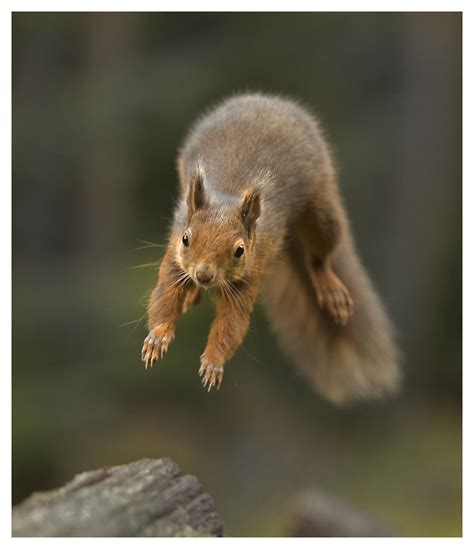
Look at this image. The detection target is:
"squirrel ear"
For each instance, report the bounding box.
[240,189,261,229]
[187,170,207,215]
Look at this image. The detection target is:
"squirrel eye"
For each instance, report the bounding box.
[234,244,244,258]
[182,232,189,247]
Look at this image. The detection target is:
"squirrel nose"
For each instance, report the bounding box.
[195,265,216,285]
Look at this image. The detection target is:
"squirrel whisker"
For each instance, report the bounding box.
[126,261,160,270]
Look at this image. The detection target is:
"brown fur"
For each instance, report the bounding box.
[142,93,401,400]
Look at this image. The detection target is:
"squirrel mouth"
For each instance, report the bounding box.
[195,279,215,289]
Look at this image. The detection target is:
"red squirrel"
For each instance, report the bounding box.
[141,94,400,403]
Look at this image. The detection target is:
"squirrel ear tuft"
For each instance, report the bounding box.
[240,189,261,229]
[187,169,207,215]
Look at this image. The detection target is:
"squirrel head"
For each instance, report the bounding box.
[175,171,261,288]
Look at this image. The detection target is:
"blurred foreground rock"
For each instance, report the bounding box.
[288,490,391,537]
[12,458,223,537]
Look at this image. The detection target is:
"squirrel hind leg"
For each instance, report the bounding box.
[261,232,401,405]
[182,286,201,314]
[294,198,354,326]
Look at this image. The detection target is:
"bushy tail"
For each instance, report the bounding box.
[260,235,401,404]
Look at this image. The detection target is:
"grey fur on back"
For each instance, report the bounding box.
[178,93,334,245]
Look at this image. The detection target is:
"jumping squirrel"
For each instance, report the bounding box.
[141,93,400,403]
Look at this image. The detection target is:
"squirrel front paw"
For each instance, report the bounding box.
[141,325,175,369]
[311,267,354,326]
[199,353,224,391]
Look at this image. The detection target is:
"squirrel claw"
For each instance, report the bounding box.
[141,327,175,368]
[199,356,224,391]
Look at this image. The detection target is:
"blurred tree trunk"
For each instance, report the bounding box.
[385,13,461,386]
[80,13,139,262]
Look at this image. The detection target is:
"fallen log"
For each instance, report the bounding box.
[13,458,223,537]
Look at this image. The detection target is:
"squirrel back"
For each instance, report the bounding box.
[178,94,333,247]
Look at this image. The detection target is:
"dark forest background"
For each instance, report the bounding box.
[12,12,461,536]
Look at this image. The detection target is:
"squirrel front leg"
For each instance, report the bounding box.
[141,245,194,368]
[200,280,259,391]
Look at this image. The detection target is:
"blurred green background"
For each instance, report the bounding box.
[12,12,461,536]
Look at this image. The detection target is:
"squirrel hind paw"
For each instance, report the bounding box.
[311,268,354,326]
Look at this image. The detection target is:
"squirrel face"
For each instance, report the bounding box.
[175,173,261,288]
